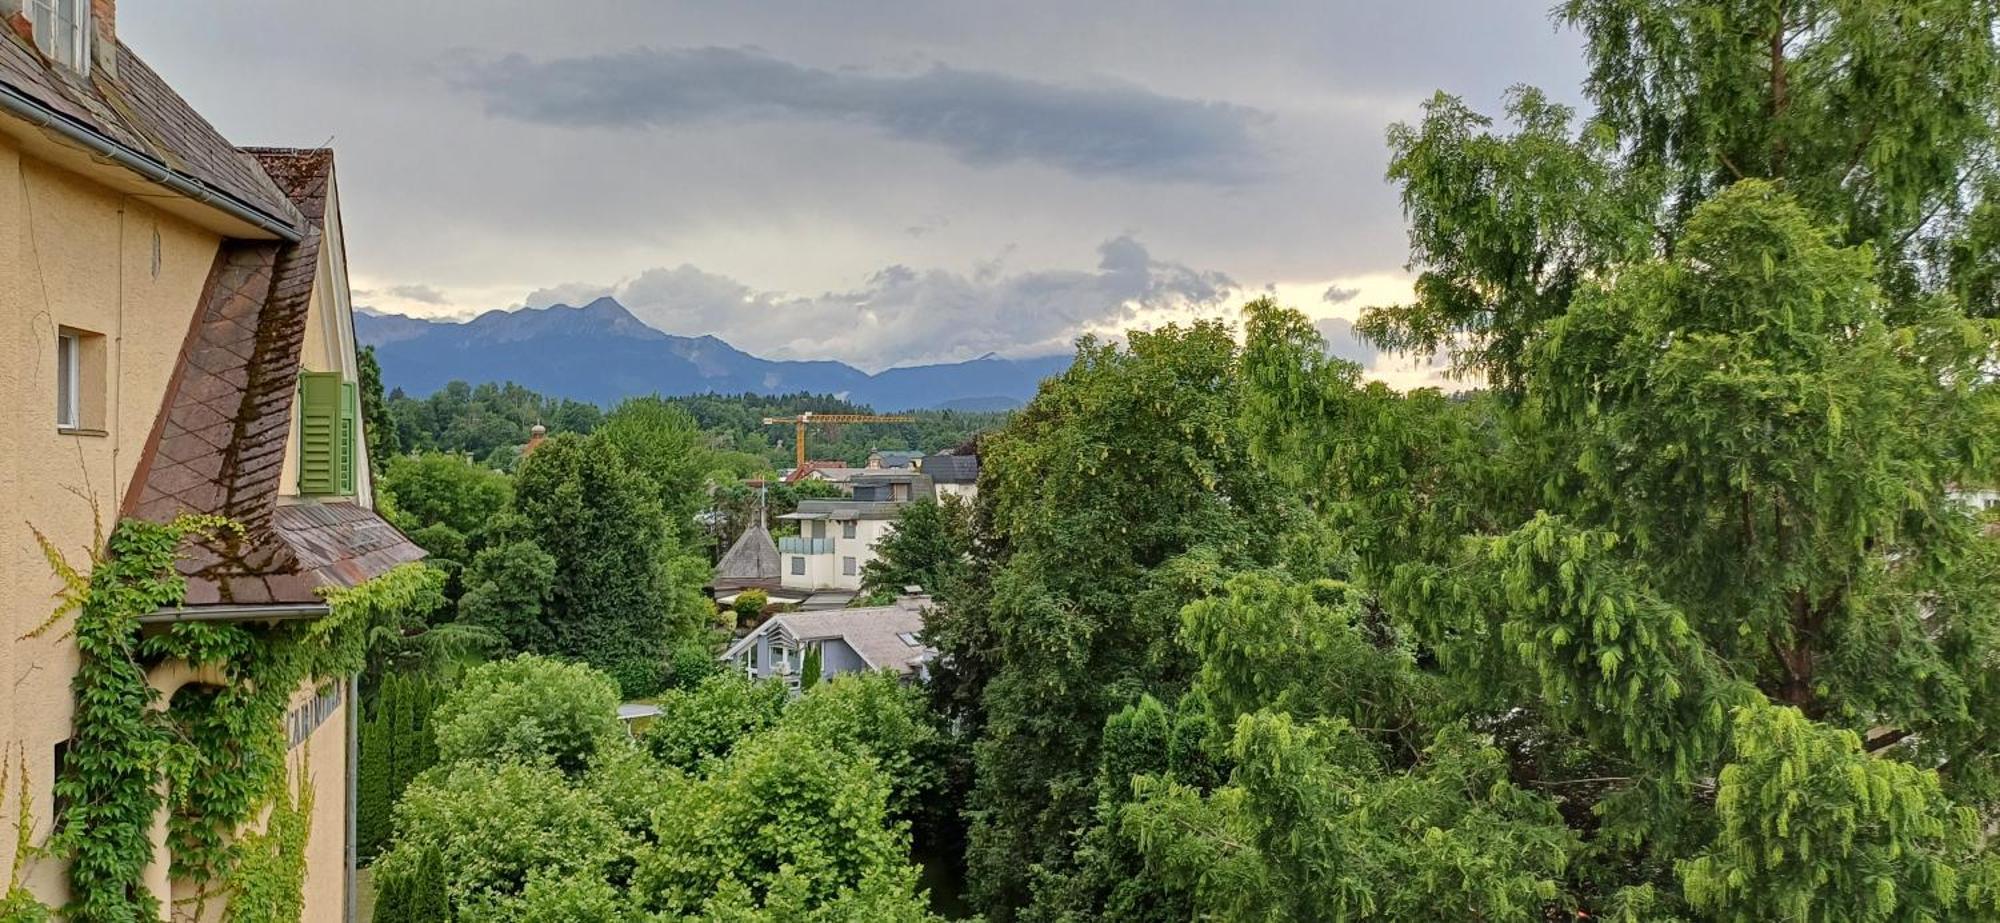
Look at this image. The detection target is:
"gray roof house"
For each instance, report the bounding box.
[918,453,980,484]
[720,594,935,685]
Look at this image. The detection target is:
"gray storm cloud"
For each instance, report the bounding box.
[455,47,1269,184]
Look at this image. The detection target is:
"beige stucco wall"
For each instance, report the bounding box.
[0,132,224,907]
[295,682,350,923]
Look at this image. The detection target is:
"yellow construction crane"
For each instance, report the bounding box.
[762,411,917,470]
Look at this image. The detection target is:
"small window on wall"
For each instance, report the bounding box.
[55,332,78,429]
[842,556,857,576]
[791,556,806,575]
[27,0,87,71]
[55,328,105,433]
[842,521,857,539]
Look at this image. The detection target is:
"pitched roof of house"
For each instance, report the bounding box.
[783,461,858,484]
[869,450,923,468]
[123,148,422,606]
[713,519,781,591]
[722,596,935,676]
[919,453,980,483]
[0,35,303,232]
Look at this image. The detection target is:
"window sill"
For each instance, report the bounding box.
[57,426,108,438]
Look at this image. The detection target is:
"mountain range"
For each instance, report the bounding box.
[354,298,1072,411]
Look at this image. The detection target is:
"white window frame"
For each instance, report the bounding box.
[842,556,857,576]
[790,556,806,575]
[842,520,857,539]
[27,0,89,72]
[55,331,80,430]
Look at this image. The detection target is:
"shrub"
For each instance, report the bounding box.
[432,656,623,775]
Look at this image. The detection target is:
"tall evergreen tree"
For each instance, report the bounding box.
[511,434,689,696]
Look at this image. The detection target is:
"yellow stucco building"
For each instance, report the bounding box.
[1,1,420,919]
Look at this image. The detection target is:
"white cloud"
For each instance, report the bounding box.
[531,235,1236,371]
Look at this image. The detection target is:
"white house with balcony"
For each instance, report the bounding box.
[776,470,936,591]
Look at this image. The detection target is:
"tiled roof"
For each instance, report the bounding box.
[0,35,302,232]
[919,453,980,483]
[127,237,322,605]
[273,501,426,590]
[124,148,420,605]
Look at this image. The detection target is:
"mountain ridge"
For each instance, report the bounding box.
[355,298,1070,411]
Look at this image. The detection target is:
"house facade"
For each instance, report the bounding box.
[777,471,934,591]
[1,5,418,919]
[917,452,979,502]
[721,594,935,686]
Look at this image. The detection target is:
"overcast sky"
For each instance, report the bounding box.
[124,2,1584,378]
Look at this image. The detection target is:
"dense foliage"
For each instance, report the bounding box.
[370,658,950,920]
[356,673,441,861]
[916,4,2000,920]
[351,4,2000,921]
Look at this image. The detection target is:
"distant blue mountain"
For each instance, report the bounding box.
[355,298,1070,412]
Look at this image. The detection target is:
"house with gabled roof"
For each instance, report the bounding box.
[1,4,417,918]
[720,593,936,686]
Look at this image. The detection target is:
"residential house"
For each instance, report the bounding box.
[781,459,859,486]
[777,470,935,591]
[1,6,418,919]
[720,594,935,685]
[918,452,980,502]
[865,449,922,470]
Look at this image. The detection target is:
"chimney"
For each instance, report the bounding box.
[89,0,114,76]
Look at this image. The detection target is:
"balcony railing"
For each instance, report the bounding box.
[779,536,834,555]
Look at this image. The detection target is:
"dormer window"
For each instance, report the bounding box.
[28,0,88,72]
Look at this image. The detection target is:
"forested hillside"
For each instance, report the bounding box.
[373,376,1005,471]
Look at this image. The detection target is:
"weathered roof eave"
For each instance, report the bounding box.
[0,79,302,241]
[138,603,331,625]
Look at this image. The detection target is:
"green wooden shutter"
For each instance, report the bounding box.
[297,372,341,495]
[339,381,359,495]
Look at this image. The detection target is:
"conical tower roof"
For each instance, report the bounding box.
[714,518,781,590]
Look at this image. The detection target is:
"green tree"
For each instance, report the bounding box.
[376,452,514,602]
[1235,175,2000,921]
[1127,715,1577,923]
[358,345,402,474]
[456,539,558,655]
[599,396,714,545]
[378,452,513,541]
[356,704,391,861]
[371,843,449,923]
[1369,1,2000,387]
[512,433,687,695]
[630,723,925,917]
[782,672,943,819]
[730,589,769,626]
[860,496,973,598]
[642,673,789,771]
[935,322,1285,919]
[375,761,631,910]
[431,656,625,775]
